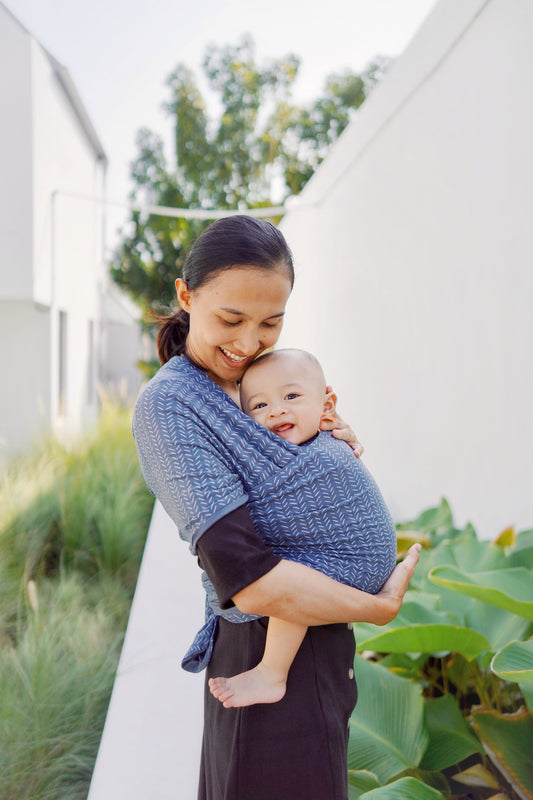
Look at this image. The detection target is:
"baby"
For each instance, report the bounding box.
[208,348,396,709]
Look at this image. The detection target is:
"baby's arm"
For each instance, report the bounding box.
[208,618,307,708]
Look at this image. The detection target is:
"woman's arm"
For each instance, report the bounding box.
[233,543,421,626]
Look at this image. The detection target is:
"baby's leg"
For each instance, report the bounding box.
[208,618,307,708]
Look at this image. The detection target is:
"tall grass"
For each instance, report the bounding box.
[0,402,154,586]
[0,402,154,799]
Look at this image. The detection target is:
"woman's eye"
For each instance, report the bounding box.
[221,318,241,327]
[262,320,281,329]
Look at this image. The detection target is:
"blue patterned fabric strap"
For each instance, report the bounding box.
[133,356,397,672]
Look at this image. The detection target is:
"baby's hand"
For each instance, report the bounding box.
[320,385,364,457]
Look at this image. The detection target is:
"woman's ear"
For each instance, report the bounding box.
[321,388,338,425]
[175,278,192,312]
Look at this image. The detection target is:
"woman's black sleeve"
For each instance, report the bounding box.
[196,504,281,610]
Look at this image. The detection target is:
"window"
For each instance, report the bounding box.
[87,319,95,404]
[58,310,67,416]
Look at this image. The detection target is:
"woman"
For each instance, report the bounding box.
[133,215,420,800]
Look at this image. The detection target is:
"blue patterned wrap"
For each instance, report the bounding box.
[133,356,397,672]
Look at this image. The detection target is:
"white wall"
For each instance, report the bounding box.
[0,10,107,456]
[0,301,51,462]
[31,40,106,431]
[0,5,33,299]
[31,39,106,310]
[279,0,533,538]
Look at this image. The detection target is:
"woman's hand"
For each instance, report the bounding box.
[373,543,422,625]
[319,385,364,457]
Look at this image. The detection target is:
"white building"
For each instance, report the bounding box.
[0,3,142,461]
[279,0,533,538]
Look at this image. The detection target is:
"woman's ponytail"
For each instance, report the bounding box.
[155,309,190,364]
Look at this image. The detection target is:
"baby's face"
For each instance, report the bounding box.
[240,354,328,445]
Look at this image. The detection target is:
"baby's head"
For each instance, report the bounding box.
[240,349,336,445]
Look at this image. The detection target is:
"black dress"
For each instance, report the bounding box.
[196,506,358,800]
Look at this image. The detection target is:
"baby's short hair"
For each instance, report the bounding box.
[240,348,326,390]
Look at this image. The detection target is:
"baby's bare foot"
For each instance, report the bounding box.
[208,664,287,709]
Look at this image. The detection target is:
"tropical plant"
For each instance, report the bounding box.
[110,36,390,322]
[348,499,533,800]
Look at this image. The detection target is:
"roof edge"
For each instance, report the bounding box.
[0,3,107,164]
[46,51,108,165]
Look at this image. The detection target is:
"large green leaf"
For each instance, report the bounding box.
[377,652,429,681]
[520,685,533,712]
[466,602,531,651]
[348,770,381,799]
[416,544,476,619]
[355,595,460,649]
[356,624,489,661]
[449,535,508,573]
[471,708,533,798]
[397,498,453,536]
[360,777,445,798]
[429,567,533,621]
[507,530,533,569]
[419,695,483,770]
[515,529,533,551]
[348,656,428,783]
[491,640,533,686]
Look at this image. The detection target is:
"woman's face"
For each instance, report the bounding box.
[176,265,292,390]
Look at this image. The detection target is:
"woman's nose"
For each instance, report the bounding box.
[233,329,259,355]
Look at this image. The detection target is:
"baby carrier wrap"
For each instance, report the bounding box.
[133,356,396,672]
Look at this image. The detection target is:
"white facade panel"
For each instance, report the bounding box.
[280,0,533,537]
[0,301,51,463]
[31,39,106,310]
[0,11,108,456]
[0,5,33,299]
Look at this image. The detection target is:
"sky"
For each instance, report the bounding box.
[4,0,438,245]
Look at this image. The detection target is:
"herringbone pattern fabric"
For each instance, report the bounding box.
[133,356,396,671]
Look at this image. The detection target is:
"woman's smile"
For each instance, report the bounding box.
[219,347,252,367]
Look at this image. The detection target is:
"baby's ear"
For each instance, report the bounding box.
[321,388,338,425]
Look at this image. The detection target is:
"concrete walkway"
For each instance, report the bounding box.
[88,500,206,800]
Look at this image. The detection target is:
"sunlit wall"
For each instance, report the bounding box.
[279,0,533,537]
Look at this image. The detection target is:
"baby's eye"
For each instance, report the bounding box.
[251,402,267,410]
[286,393,300,400]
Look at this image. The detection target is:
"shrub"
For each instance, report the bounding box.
[349,500,533,800]
[0,402,154,593]
[0,402,154,798]
[0,575,128,800]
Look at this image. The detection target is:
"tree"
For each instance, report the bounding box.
[110,36,390,318]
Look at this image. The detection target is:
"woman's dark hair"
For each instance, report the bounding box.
[156,215,294,364]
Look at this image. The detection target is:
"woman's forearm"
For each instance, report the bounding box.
[233,544,421,626]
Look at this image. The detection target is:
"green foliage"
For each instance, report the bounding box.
[0,576,128,800]
[359,777,446,799]
[0,404,154,798]
[351,499,533,799]
[348,655,429,782]
[0,402,154,591]
[110,36,390,320]
[430,566,533,621]
[470,708,533,798]
[491,639,533,686]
